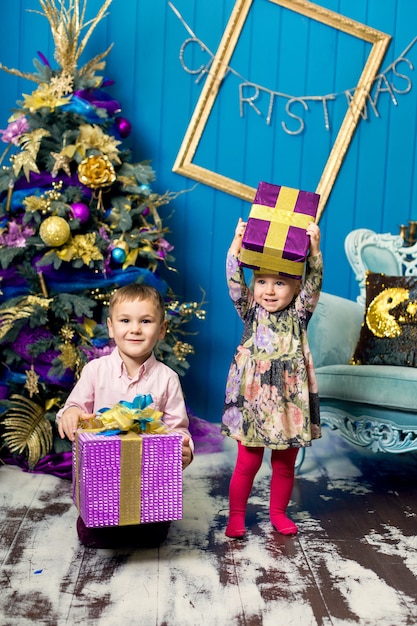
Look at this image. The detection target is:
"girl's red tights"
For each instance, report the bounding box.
[270,447,299,535]
[225,442,299,538]
[225,443,263,538]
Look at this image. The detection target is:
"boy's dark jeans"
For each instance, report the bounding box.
[77,515,171,549]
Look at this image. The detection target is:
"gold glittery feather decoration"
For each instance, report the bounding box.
[0,295,53,340]
[35,0,114,78]
[2,394,53,469]
[24,365,40,398]
[0,0,113,83]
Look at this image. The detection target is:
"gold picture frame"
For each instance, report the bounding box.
[172,0,391,220]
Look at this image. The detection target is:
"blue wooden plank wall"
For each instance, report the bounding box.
[1,0,417,423]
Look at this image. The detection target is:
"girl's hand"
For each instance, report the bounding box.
[229,218,247,255]
[306,222,321,256]
[235,218,247,239]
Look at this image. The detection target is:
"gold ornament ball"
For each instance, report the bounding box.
[113,240,129,253]
[39,216,71,247]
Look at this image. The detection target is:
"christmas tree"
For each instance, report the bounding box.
[0,0,206,469]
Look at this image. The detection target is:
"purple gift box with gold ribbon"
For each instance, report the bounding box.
[239,181,319,279]
[73,431,183,527]
[72,395,183,528]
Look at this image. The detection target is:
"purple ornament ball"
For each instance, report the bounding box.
[0,385,9,400]
[70,202,90,223]
[115,117,132,138]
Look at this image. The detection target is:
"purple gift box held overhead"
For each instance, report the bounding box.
[239,181,319,279]
[73,431,183,528]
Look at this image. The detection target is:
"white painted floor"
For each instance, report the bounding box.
[1,427,417,625]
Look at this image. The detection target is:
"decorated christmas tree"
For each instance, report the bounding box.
[0,0,206,469]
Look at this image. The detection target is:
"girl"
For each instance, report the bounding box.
[222,218,323,538]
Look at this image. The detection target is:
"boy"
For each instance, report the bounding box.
[57,283,193,548]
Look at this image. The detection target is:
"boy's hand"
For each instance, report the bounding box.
[57,407,95,442]
[306,222,321,256]
[182,437,193,469]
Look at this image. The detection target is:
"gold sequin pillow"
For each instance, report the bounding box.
[351,272,417,367]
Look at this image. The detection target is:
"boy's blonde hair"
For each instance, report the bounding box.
[108,284,166,323]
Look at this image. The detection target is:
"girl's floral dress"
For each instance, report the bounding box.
[221,252,323,450]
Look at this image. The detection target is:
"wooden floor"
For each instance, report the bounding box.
[1,426,417,626]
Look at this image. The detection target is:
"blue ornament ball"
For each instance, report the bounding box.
[111,247,127,263]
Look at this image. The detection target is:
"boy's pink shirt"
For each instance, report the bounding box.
[56,348,193,450]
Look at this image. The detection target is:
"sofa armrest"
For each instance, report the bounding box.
[307,292,364,367]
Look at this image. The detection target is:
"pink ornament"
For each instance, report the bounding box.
[70,202,90,223]
[115,117,132,138]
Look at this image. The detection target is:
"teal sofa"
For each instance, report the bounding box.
[307,228,417,455]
